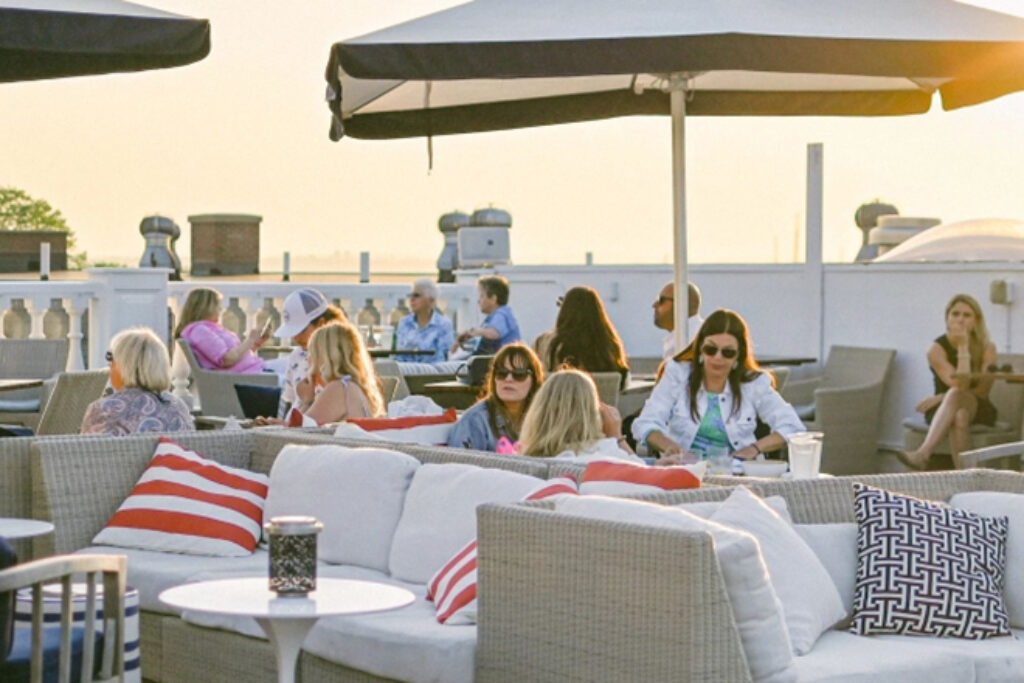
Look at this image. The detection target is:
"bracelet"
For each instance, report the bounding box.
[753,443,762,455]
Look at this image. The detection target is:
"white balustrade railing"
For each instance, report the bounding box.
[0,281,96,371]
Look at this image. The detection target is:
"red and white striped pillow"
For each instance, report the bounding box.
[427,475,579,625]
[93,438,269,557]
[579,460,704,495]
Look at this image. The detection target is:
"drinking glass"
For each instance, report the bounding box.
[706,446,733,476]
[788,431,824,479]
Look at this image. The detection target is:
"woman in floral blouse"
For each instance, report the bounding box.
[81,327,194,435]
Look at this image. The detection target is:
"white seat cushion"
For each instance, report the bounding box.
[264,444,420,571]
[794,630,975,682]
[75,545,273,613]
[181,564,476,683]
[388,463,544,584]
[710,487,845,655]
[794,523,858,622]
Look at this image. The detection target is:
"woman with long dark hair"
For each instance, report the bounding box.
[447,343,545,453]
[900,293,998,470]
[534,286,629,386]
[632,309,803,464]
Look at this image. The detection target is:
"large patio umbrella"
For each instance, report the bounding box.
[325,0,1024,349]
[0,0,210,83]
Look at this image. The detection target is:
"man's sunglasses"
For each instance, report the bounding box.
[494,368,533,381]
[105,350,114,364]
[701,344,738,360]
[655,295,674,305]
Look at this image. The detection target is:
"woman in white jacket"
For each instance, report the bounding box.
[519,369,642,463]
[632,309,804,465]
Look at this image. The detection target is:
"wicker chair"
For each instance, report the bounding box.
[783,345,897,475]
[0,553,126,682]
[177,340,278,418]
[35,370,110,436]
[590,371,622,408]
[0,339,69,429]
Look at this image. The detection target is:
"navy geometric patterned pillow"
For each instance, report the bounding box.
[850,483,1010,639]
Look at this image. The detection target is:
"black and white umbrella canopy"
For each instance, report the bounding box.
[0,0,210,83]
[325,0,1024,346]
[328,0,1024,140]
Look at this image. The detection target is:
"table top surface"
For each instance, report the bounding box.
[0,517,55,540]
[160,577,415,619]
[757,355,818,367]
[0,378,44,390]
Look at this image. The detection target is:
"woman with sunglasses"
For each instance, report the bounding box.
[533,286,629,388]
[632,309,803,465]
[519,369,641,462]
[447,343,545,452]
[81,327,194,435]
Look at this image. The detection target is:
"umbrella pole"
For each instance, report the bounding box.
[670,78,689,355]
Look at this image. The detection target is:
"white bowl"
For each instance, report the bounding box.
[741,460,789,478]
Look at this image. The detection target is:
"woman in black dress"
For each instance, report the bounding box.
[901,293,997,470]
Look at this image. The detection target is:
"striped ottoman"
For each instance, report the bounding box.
[11,584,141,682]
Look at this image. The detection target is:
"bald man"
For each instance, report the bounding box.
[653,280,703,359]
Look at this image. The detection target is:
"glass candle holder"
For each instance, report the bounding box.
[265,515,323,596]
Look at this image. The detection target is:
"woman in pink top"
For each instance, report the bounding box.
[174,287,268,373]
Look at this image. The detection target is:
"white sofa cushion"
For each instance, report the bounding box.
[388,463,544,584]
[264,444,420,572]
[793,630,977,682]
[951,492,1024,628]
[710,487,845,655]
[182,564,476,683]
[794,523,858,622]
[677,495,792,523]
[554,495,796,683]
[75,545,274,613]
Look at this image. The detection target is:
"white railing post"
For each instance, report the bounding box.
[87,268,171,369]
[25,296,48,339]
[64,294,88,371]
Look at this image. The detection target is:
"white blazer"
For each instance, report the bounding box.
[551,437,644,464]
[632,361,804,452]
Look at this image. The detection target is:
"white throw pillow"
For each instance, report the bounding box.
[264,445,420,572]
[678,495,793,523]
[554,495,797,683]
[794,523,858,622]
[951,491,1024,628]
[388,464,544,583]
[710,487,845,655]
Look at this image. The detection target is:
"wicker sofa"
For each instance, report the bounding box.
[476,469,1024,682]
[27,429,576,682]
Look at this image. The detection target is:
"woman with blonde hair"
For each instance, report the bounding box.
[293,321,385,424]
[81,327,194,435]
[519,369,640,462]
[175,287,268,373]
[901,293,998,470]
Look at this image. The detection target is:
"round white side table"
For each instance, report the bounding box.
[0,517,55,541]
[160,577,414,683]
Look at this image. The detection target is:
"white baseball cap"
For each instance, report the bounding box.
[275,288,329,338]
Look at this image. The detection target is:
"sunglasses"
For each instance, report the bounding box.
[494,368,533,381]
[701,344,738,360]
[409,292,423,299]
[105,350,114,364]
[655,295,674,305]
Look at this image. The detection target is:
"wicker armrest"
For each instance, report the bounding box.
[475,503,752,682]
[780,375,821,406]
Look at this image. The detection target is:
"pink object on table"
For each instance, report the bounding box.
[181,320,265,373]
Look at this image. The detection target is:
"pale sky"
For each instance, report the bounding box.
[2,0,1023,272]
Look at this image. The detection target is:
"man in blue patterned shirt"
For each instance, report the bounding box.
[394,279,455,363]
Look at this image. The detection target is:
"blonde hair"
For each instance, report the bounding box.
[946,293,991,370]
[110,327,172,393]
[174,288,221,338]
[518,369,603,457]
[307,322,385,416]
